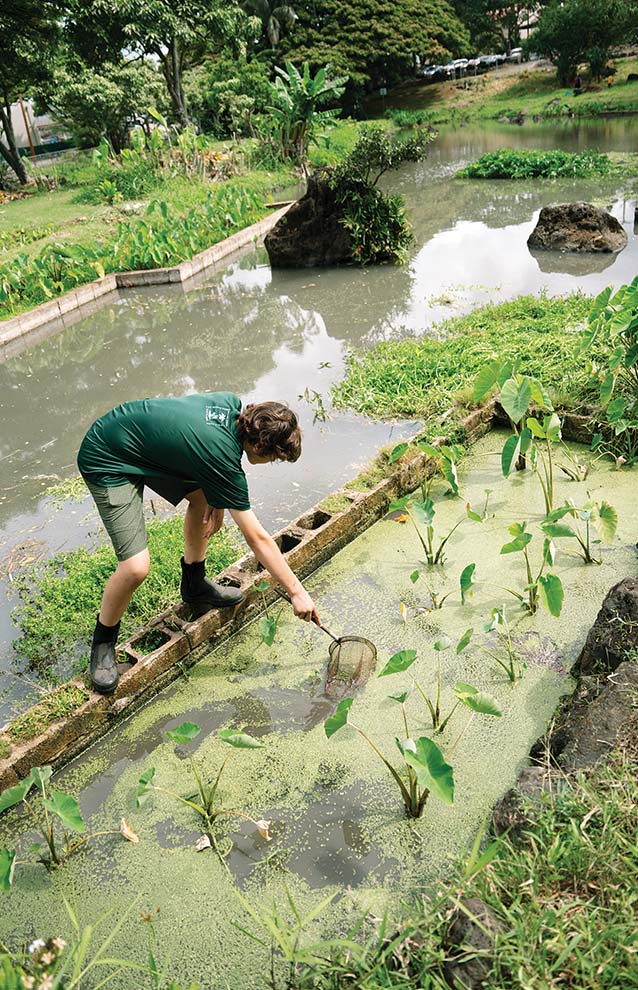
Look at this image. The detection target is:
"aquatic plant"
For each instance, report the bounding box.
[388,495,463,567]
[255,579,283,647]
[580,279,638,464]
[0,766,131,890]
[500,523,564,617]
[482,607,522,683]
[466,488,494,522]
[324,696,454,819]
[542,498,618,564]
[458,149,612,180]
[388,441,464,497]
[136,722,270,856]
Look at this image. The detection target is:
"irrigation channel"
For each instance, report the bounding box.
[0,117,637,982]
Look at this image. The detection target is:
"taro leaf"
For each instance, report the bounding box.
[501,434,521,477]
[165,722,201,746]
[0,777,35,815]
[483,607,504,633]
[545,505,574,523]
[441,458,459,496]
[29,766,53,792]
[500,524,532,554]
[120,818,140,843]
[500,376,531,425]
[607,397,627,422]
[388,442,409,465]
[388,495,411,513]
[528,377,553,411]
[456,628,474,654]
[538,573,564,618]
[594,501,618,543]
[418,442,443,461]
[599,373,615,405]
[218,729,263,749]
[519,427,532,456]
[466,503,483,523]
[324,697,354,738]
[379,649,417,677]
[433,636,452,652]
[254,579,270,593]
[412,498,435,527]
[544,413,562,442]
[473,359,502,403]
[543,538,556,567]
[0,848,16,892]
[460,563,476,605]
[403,737,454,806]
[259,615,277,647]
[541,522,575,539]
[458,688,502,717]
[526,416,546,439]
[43,792,85,833]
[388,692,410,704]
[136,768,156,809]
[409,569,420,584]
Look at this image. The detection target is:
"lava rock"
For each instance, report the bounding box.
[444,898,505,989]
[573,577,638,676]
[264,172,352,268]
[491,765,559,837]
[527,202,627,254]
[558,662,638,771]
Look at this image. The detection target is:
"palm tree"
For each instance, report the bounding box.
[242,0,297,48]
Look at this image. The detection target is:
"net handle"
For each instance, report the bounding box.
[274,588,340,643]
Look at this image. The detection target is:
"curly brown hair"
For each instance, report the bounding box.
[236,402,302,462]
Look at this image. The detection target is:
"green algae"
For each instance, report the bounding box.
[1,430,636,988]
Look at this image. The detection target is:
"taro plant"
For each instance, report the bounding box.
[378,635,500,736]
[324,697,454,819]
[466,488,494,522]
[579,279,638,464]
[254,578,283,646]
[0,766,133,891]
[482,607,522,683]
[136,722,270,857]
[541,498,618,564]
[388,440,464,497]
[389,494,464,567]
[500,522,564,617]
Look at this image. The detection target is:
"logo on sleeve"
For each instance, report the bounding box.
[205,405,230,427]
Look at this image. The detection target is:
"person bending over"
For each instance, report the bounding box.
[77,393,319,694]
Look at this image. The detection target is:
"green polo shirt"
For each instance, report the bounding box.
[77,392,250,510]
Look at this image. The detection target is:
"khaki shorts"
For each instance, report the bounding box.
[83,475,200,561]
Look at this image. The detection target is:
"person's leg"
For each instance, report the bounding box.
[99,549,151,625]
[183,488,216,563]
[179,488,243,615]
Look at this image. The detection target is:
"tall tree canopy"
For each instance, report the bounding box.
[278,0,470,113]
[0,0,61,183]
[529,0,638,84]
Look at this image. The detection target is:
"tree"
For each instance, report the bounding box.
[0,1,61,184]
[242,0,297,49]
[40,60,165,152]
[183,57,273,137]
[529,0,638,85]
[485,1,538,53]
[451,0,502,53]
[65,0,249,128]
[278,0,470,114]
[268,62,347,167]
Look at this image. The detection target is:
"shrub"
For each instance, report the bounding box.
[458,148,612,179]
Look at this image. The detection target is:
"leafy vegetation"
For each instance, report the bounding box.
[458,148,612,180]
[8,685,88,742]
[10,518,241,674]
[266,62,348,169]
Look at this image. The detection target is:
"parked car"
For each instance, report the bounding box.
[466,57,483,73]
[505,47,523,63]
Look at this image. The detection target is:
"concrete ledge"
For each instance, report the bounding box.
[0,402,499,793]
[0,206,291,362]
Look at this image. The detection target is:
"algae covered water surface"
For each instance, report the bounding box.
[1,431,636,988]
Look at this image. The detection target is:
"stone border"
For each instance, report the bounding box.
[0,205,292,362]
[0,402,499,791]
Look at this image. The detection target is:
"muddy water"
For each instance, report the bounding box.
[1,117,637,716]
[0,432,636,987]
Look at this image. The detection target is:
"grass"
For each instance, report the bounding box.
[8,684,89,742]
[294,743,638,989]
[378,56,638,125]
[318,494,354,514]
[10,516,242,676]
[333,293,595,424]
[0,738,10,759]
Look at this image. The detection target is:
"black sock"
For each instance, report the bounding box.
[92,616,120,646]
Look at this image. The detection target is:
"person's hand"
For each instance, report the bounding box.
[202,506,224,539]
[290,588,320,624]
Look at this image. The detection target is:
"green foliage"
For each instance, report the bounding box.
[499,524,564,618]
[10,517,240,674]
[267,61,348,166]
[458,149,612,180]
[8,685,88,742]
[388,494,464,568]
[580,280,638,464]
[542,498,618,564]
[0,184,266,317]
[184,57,274,138]
[529,0,638,84]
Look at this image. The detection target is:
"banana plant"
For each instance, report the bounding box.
[324,697,454,819]
[541,498,618,564]
[500,522,564,617]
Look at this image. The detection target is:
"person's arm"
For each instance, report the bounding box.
[229,508,320,623]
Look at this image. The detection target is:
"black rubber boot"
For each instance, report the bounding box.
[180,557,244,618]
[90,617,120,695]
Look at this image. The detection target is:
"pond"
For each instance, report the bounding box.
[1,115,636,718]
[1,430,636,987]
